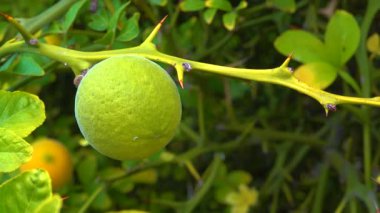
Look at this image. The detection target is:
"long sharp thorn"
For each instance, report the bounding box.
[288,51,294,59]
[159,15,168,25]
[0,12,37,46]
[143,15,168,44]
[282,51,293,67]
[61,196,70,201]
[0,12,13,21]
[179,80,184,89]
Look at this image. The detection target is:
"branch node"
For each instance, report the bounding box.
[182,62,192,72]
[325,103,337,116]
[28,38,39,46]
[73,69,89,87]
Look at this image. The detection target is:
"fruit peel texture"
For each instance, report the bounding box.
[75,55,182,160]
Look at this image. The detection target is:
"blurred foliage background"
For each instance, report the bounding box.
[1,0,380,212]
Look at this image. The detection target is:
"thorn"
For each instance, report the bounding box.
[179,80,184,89]
[0,12,36,45]
[159,15,168,25]
[61,196,69,201]
[142,15,168,45]
[280,52,293,68]
[0,12,13,21]
[288,51,294,60]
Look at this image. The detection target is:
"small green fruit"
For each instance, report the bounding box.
[75,55,182,160]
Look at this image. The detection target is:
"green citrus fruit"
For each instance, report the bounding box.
[20,138,73,190]
[75,55,182,160]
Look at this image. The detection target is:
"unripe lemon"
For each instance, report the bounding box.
[20,138,73,190]
[75,55,182,160]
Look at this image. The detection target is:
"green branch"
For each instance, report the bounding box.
[1,15,380,115]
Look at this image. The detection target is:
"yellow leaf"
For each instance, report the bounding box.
[367,33,380,54]
[224,184,259,213]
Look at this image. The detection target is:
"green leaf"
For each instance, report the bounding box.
[294,62,338,89]
[111,177,135,193]
[236,1,248,10]
[0,91,45,138]
[88,10,110,31]
[117,13,140,42]
[267,0,296,13]
[223,11,237,31]
[13,55,45,76]
[0,55,17,72]
[62,0,86,32]
[203,8,218,24]
[180,0,205,12]
[0,22,8,42]
[96,2,130,44]
[34,194,62,213]
[129,169,158,184]
[206,0,233,11]
[367,33,380,55]
[230,80,249,99]
[6,54,45,76]
[148,0,167,6]
[1,55,45,76]
[215,185,234,203]
[224,185,259,208]
[274,30,328,63]
[0,128,32,172]
[99,167,125,181]
[325,10,360,65]
[77,154,98,185]
[91,184,112,211]
[111,2,129,25]
[227,170,252,186]
[0,169,52,213]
